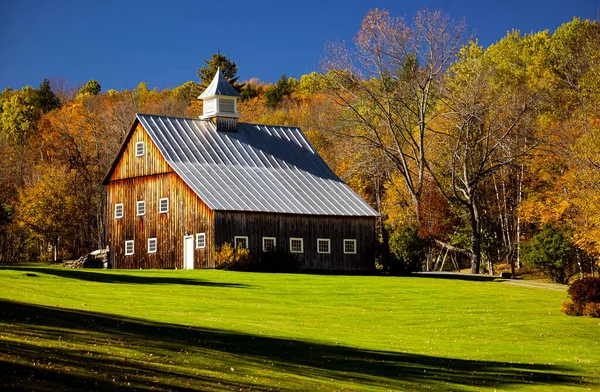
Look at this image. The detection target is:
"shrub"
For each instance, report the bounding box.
[567,277,600,304]
[562,277,600,318]
[213,242,251,271]
[520,224,591,284]
[386,224,429,275]
[257,247,299,272]
[561,300,583,316]
[583,303,600,318]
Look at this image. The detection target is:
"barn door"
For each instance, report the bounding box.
[183,235,194,270]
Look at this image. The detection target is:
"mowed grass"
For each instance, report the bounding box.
[0,266,598,391]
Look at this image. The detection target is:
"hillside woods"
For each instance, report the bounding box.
[0,10,599,279]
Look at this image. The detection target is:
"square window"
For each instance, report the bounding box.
[234,236,248,249]
[148,238,157,253]
[135,142,145,157]
[290,238,303,253]
[263,237,276,252]
[159,198,169,213]
[137,201,145,216]
[344,239,357,254]
[125,240,134,256]
[317,238,330,254]
[115,203,124,219]
[196,233,206,249]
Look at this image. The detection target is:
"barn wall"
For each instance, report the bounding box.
[214,211,376,271]
[106,121,216,270]
[110,123,173,182]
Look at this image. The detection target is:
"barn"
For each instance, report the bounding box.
[103,70,379,271]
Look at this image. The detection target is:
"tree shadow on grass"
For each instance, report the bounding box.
[0,299,587,391]
[1,267,248,287]
[411,272,500,282]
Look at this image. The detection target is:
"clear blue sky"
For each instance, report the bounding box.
[0,0,597,92]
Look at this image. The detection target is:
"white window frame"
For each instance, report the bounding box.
[159,198,169,213]
[234,236,248,249]
[136,200,145,216]
[125,240,134,256]
[115,203,124,219]
[317,238,331,254]
[148,238,157,254]
[196,233,206,249]
[290,237,304,253]
[262,237,276,252]
[135,141,145,157]
[343,239,357,254]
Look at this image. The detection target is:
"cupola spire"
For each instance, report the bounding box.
[198,68,241,132]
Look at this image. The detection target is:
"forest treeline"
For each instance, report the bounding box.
[1,10,599,282]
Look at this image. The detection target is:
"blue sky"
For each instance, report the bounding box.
[0,0,597,91]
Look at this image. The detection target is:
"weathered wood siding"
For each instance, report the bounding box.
[107,173,214,269]
[214,211,376,271]
[110,123,173,182]
[106,122,214,269]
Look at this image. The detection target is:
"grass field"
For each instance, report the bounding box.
[0,266,598,391]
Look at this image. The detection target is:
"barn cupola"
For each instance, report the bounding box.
[198,68,241,132]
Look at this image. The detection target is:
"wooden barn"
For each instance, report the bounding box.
[102,70,379,271]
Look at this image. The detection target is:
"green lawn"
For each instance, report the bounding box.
[0,266,598,391]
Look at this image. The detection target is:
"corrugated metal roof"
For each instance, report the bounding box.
[198,68,241,98]
[136,114,379,217]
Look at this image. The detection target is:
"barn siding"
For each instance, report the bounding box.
[107,173,214,269]
[110,123,173,182]
[214,211,376,271]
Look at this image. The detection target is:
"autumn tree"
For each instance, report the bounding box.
[431,31,550,274]
[322,8,468,223]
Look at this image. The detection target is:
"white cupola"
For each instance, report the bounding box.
[198,68,241,132]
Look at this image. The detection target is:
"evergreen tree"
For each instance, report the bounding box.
[33,78,60,113]
[196,53,242,93]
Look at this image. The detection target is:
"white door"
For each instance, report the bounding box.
[183,235,194,270]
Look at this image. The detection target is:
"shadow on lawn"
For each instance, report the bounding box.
[0,299,585,391]
[411,271,499,282]
[1,267,248,287]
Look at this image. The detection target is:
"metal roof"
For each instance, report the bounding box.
[198,68,241,99]
[133,114,379,217]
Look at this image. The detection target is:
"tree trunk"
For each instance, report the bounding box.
[469,203,482,274]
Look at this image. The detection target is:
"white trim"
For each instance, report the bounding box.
[317,238,331,254]
[262,237,276,252]
[159,198,169,213]
[196,233,206,249]
[290,237,304,253]
[115,203,124,219]
[234,236,248,249]
[148,238,157,254]
[125,240,134,256]
[136,200,145,216]
[343,239,357,254]
[135,141,145,157]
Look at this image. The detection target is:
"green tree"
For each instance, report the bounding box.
[78,80,102,96]
[521,224,591,284]
[265,74,297,108]
[196,53,241,92]
[33,78,61,113]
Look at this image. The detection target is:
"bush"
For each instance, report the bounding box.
[520,224,591,284]
[213,242,251,271]
[568,277,600,304]
[561,300,583,316]
[562,277,600,318]
[386,224,429,275]
[257,247,299,272]
[583,302,600,318]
